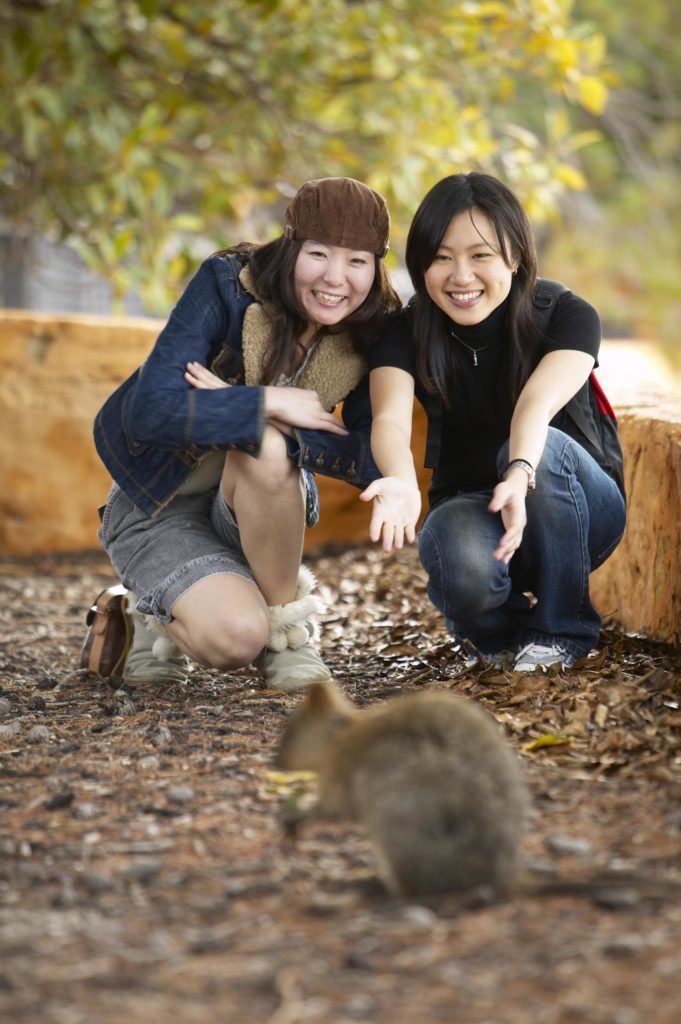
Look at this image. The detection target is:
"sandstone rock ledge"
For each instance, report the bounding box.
[0,311,678,644]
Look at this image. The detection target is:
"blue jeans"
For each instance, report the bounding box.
[418,429,626,658]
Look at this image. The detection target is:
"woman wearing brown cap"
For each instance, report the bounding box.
[93,177,400,691]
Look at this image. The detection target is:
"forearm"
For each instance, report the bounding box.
[371,418,418,486]
[507,349,596,473]
[508,395,552,471]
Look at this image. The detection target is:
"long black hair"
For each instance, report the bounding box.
[218,237,401,385]
[405,172,543,406]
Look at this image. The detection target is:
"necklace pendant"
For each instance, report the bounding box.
[473,351,478,367]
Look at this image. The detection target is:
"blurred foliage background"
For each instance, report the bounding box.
[1,0,679,361]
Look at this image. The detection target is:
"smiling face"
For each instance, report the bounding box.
[424,209,518,326]
[293,241,376,329]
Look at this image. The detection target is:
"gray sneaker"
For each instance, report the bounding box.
[123,594,189,687]
[480,649,517,670]
[255,643,332,691]
[513,642,575,673]
[255,565,332,691]
[458,639,515,670]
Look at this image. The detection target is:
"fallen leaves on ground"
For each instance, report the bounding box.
[0,545,679,1024]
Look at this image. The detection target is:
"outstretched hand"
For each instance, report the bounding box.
[488,478,528,564]
[360,477,422,552]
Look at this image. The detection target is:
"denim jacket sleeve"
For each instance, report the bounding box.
[124,257,265,452]
[284,375,380,490]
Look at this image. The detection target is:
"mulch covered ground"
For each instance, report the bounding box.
[0,545,679,1024]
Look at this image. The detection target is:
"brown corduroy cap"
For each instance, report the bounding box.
[283,177,390,257]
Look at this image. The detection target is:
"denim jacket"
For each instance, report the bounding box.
[94,253,381,519]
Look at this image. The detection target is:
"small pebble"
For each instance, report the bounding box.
[602,934,644,957]
[138,754,161,771]
[151,725,173,747]
[545,835,594,858]
[26,696,46,711]
[592,887,641,910]
[120,858,162,884]
[166,785,194,804]
[36,675,59,691]
[72,802,100,820]
[0,697,12,715]
[344,950,374,971]
[26,725,50,744]
[43,791,75,811]
[57,743,80,755]
[80,870,116,895]
[399,905,439,928]
[0,721,21,741]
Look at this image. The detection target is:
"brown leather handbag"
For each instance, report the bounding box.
[80,584,131,678]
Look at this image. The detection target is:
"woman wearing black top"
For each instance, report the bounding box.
[361,173,626,672]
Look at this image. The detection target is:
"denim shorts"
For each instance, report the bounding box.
[98,485,257,622]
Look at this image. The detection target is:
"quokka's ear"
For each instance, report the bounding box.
[305,681,337,713]
[305,680,351,715]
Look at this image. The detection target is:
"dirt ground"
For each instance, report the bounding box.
[0,545,679,1024]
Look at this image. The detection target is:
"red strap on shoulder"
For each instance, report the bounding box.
[589,371,617,421]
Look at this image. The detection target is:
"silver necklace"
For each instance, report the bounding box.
[450,329,491,367]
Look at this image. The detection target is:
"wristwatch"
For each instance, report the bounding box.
[503,459,536,490]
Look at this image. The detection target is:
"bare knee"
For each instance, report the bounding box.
[168,579,270,669]
[228,426,301,493]
[187,611,269,669]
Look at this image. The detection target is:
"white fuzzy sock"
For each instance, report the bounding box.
[267,566,325,652]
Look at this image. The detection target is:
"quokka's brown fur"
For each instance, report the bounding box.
[275,681,529,900]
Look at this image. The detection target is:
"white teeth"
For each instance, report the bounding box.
[450,291,482,302]
[314,291,344,304]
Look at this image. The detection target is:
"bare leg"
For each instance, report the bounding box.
[220,425,306,606]
[162,428,329,689]
[167,573,269,669]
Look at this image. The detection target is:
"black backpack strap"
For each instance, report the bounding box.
[532,278,570,332]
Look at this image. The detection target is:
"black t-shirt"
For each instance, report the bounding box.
[367,287,601,505]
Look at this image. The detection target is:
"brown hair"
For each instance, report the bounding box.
[219,236,401,384]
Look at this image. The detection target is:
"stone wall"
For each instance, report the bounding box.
[1,310,679,643]
[0,311,160,554]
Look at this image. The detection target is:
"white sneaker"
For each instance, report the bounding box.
[513,642,575,673]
